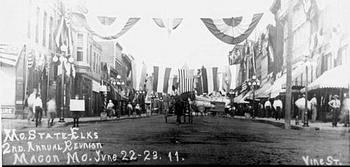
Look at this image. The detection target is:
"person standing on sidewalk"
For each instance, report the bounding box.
[340,93,349,127]
[107,100,115,118]
[328,94,341,127]
[47,97,56,127]
[264,99,272,118]
[33,94,43,127]
[310,94,318,122]
[27,88,37,122]
[273,97,283,120]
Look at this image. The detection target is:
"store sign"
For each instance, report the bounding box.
[70,99,85,111]
[92,80,100,92]
[1,105,15,114]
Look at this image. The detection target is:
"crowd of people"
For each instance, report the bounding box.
[228,93,350,127]
[24,88,56,127]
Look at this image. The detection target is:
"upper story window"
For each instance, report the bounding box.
[77,47,83,61]
[35,7,40,43]
[42,12,47,47]
[49,16,53,49]
[76,34,84,61]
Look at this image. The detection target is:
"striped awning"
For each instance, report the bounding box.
[302,64,350,91]
[0,44,22,66]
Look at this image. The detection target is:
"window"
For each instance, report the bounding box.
[94,53,96,72]
[49,16,53,49]
[77,47,83,61]
[42,12,47,47]
[89,45,92,64]
[35,7,40,43]
[339,45,349,65]
[76,34,84,61]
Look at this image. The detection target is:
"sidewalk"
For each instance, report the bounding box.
[234,115,350,132]
[1,113,154,130]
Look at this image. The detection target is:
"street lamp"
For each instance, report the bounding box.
[247,75,260,119]
[303,56,311,127]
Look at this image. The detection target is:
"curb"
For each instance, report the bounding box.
[55,114,156,128]
[233,117,303,130]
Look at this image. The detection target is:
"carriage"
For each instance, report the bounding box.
[165,91,195,124]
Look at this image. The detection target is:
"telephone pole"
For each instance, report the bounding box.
[285,1,294,129]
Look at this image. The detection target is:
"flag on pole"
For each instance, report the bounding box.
[201,13,263,45]
[228,45,244,65]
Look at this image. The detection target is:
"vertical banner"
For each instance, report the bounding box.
[163,67,171,93]
[201,67,208,94]
[156,66,165,93]
[229,64,240,90]
[152,66,159,92]
[132,60,137,90]
[222,65,232,93]
[212,67,218,92]
[138,62,147,90]
[207,67,214,94]
[196,69,203,95]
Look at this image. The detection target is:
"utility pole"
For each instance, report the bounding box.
[285,1,294,129]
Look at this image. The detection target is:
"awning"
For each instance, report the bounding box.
[267,62,307,98]
[109,85,128,101]
[246,79,273,100]
[255,80,273,98]
[302,64,350,92]
[0,44,23,66]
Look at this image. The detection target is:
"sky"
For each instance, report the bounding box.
[83,0,275,72]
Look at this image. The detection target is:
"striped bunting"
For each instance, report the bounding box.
[201,13,263,45]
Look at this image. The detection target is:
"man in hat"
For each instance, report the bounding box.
[328,94,341,127]
[273,97,283,120]
[264,98,272,118]
[310,94,318,122]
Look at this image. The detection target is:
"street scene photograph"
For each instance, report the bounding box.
[1,0,350,165]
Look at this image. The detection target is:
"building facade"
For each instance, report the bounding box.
[0,0,62,118]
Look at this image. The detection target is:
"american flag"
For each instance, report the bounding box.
[0,44,22,66]
[178,68,194,94]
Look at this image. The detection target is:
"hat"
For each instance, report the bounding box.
[333,95,339,98]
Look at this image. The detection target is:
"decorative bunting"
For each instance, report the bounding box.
[153,18,183,35]
[84,13,140,40]
[201,13,263,45]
